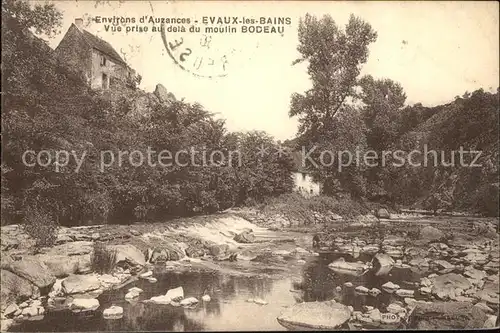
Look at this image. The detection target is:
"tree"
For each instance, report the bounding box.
[358,75,406,151]
[289,13,377,197]
[2,1,295,231]
[2,0,62,37]
[290,13,377,138]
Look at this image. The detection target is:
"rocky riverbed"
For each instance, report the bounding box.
[1,210,498,331]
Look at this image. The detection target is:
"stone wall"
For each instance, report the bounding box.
[54,24,92,84]
[90,49,130,90]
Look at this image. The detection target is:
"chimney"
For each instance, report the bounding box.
[74,18,83,30]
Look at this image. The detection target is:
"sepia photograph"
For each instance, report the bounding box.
[1,0,499,331]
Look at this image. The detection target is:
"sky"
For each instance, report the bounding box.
[39,0,499,141]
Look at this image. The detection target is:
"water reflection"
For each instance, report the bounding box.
[301,253,424,311]
[13,271,288,332]
[13,253,426,332]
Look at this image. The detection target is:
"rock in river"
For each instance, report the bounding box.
[432,260,455,274]
[431,273,472,300]
[209,244,229,257]
[180,297,199,306]
[234,230,255,244]
[103,305,123,319]
[62,274,101,295]
[277,301,350,330]
[355,286,370,295]
[395,289,415,298]
[38,255,80,278]
[69,298,100,312]
[407,302,488,329]
[2,256,55,289]
[382,281,400,293]
[147,295,171,305]
[109,244,146,268]
[165,286,184,301]
[463,267,487,281]
[328,258,370,277]
[125,287,143,300]
[372,253,394,276]
[1,270,37,309]
[1,319,13,332]
[475,281,500,305]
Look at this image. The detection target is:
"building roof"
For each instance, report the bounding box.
[78,25,126,65]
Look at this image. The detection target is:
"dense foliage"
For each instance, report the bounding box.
[290,13,499,216]
[1,3,294,229]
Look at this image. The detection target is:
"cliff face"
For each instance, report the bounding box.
[399,91,499,215]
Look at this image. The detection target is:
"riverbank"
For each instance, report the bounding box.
[1,210,498,331]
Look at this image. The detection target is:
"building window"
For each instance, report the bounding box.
[100,55,107,66]
[102,73,108,89]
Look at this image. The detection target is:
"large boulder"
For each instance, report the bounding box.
[38,255,80,278]
[419,226,446,243]
[407,302,488,329]
[1,270,37,310]
[153,84,175,104]
[61,274,101,295]
[209,244,229,257]
[475,281,500,305]
[233,230,255,244]
[2,256,55,289]
[76,254,92,274]
[277,301,350,330]
[109,244,146,268]
[431,273,472,300]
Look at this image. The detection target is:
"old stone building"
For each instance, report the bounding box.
[290,151,321,197]
[55,18,137,90]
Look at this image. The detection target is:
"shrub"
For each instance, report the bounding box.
[91,242,116,274]
[22,204,58,249]
[261,192,369,225]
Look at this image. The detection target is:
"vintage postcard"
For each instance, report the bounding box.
[1,0,499,331]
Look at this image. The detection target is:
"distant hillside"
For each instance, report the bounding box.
[391,90,499,215]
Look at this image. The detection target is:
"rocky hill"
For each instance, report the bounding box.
[395,90,499,215]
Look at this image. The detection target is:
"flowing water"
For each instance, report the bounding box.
[13,252,428,332]
[12,215,497,331]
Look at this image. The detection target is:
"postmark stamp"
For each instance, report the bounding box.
[160,22,231,78]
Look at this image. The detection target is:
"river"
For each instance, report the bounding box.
[9,215,499,331]
[14,255,431,331]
